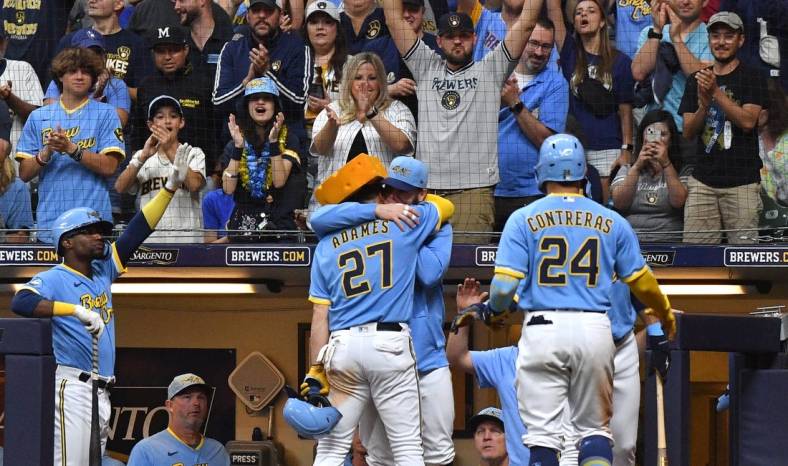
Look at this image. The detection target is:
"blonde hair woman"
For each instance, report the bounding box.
[309,52,416,212]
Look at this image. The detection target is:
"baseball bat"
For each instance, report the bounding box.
[89,334,101,466]
[656,374,668,466]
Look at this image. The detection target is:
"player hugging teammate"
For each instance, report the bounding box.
[286,135,676,466]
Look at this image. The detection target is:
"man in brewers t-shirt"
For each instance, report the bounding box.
[382,0,543,242]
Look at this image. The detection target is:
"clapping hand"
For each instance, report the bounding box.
[228,114,245,149]
[269,112,285,142]
[501,75,520,108]
[165,144,191,192]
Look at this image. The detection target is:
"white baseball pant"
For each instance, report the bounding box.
[361,365,455,466]
[559,331,640,466]
[516,311,615,452]
[314,323,424,466]
[54,365,112,466]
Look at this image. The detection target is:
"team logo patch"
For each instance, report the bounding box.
[449,14,460,27]
[117,46,131,60]
[391,165,410,176]
[114,127,124,142]
[317,1,327,8]
[271,60,281,71]
[441,91,460,110]
[646,191,657,204]
[15,11,24,25]
[366,20,381,39]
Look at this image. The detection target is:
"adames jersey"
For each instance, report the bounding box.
[309,202,442,331]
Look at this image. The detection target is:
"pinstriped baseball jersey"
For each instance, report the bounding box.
[495,193,648,312]
[402,39,516,190]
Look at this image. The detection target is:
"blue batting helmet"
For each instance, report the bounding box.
[51,207,113,256]
[535,134,587,192]
[283,388,342,439]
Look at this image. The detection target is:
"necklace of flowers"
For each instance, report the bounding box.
[238,140,272,200]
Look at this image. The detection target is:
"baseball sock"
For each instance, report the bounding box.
[578,435,613,466]
[529,446,559,466]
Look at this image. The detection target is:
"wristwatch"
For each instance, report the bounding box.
[365,106,379,120]
[510,101,525,115]
[621,144,634,152]
[647,28,662,40]
[68,146,84,162]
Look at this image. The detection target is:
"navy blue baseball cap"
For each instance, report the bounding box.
[437,12,474,36]
[383,156,428,191]
[71,28,106,51]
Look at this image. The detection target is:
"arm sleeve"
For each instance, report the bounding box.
[626,267,670,315]
[97,107,126,157]
[470,349,500,388]
[212,41,246,105]
[481,40,517,85]
[188,146,207,176]
[614,54,635,103]
[10,289,44,317]
[19,62,44,106]
[415,223,452,288]
[15,111,41,159]
[385,101,417,156]
[266,43,308,113]
[114,188,175,266]
[309,203,378,238]
[402,39,441,78]
[493,213,528,279]
[539,76,569,133]
[308,247,331,305]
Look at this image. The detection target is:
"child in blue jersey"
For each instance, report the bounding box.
[10,152,189,466]
[302,155,452,465]
[127,373,230,466]
[15,47,126,244]
[309,156,455,465]
[485,134,674,466]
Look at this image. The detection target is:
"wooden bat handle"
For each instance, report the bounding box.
[656,374,668,466]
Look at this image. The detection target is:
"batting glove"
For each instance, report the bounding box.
[165,144,191,192]
[72,305,105,338]
[450,304,482,334]
[648,334,671,379]
[300,364,329,397]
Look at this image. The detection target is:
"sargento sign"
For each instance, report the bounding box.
[724,248,788,267]
[225,246,311,266]
[128,246,179,265]
[642,251,675,267]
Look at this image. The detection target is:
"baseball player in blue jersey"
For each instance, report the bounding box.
[15,47,126,244]
[484,134,675,466]
[10,153,190,466]
[127,373,230,466]
[309,156,455,466]
[303,155,453,465]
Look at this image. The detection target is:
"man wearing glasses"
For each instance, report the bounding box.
[495,17,568,231]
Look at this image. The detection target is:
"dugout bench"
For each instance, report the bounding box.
[0,318,54,466]
[644,313,788,466]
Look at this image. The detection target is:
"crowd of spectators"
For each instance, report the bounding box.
[0,0,785,246]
